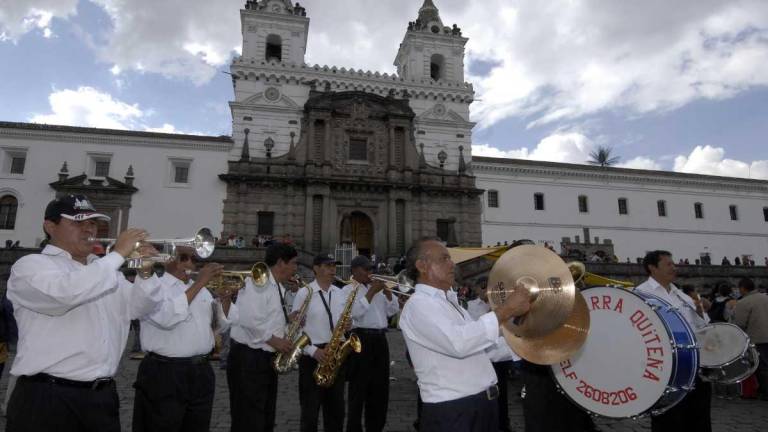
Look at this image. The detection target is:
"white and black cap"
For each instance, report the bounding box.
[44,194,111,222]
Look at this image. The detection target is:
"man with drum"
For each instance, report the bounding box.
[732,277,768,401]
[399,237,530,432]
[636,250,712,431]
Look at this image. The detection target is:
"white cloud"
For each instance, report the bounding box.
[0,0,77,41]
[30,86,143,129]
[618,157,663,171]
[29,86,189,134]
[673,145,768,179]
[473,132,594,164]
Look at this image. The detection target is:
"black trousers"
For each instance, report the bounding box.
[299,354,345,432]
[346,331,390,432]
[420,389,498,432]
[132,354,214,432]
[6,375,120,432]
[493,361,513,432]
[520,362,596,432]
[226,342,279,432]
[651,377,711,432]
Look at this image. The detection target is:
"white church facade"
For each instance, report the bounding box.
[1,0,766,265]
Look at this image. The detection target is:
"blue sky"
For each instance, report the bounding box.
[1,0,767,178]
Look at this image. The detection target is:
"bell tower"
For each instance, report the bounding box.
[240,0,309,65]
[394,0,467,83]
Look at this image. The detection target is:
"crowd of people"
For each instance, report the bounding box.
[0,193,767,432]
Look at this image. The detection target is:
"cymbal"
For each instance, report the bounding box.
[487,245,576,338]
[502,291,590,365]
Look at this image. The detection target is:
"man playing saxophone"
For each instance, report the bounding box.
[291,253,348,432]
[342,255,399,432]
[227,242,298,432]
[132,247,229,432]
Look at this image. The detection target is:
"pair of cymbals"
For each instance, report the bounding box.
[487,245,590,365]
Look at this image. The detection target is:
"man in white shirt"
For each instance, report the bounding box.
[6,194,163,432]
[399,238,530,432]
[227,242,297,432]
[636,250,712,432]
[342,255,399,432]
[292,253,347,432]
[131,247,229,431]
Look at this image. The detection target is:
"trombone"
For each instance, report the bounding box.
[90,227,215,269]
[369,270,414,298]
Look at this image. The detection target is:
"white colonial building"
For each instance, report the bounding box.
[0,0,766,266]
[474,156,768,265]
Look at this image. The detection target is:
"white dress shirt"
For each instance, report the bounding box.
[140,273,233,357]
[466,298,491,321]
[7,246,163,381]
[342,282,399,329]
[229,269,288,352]
[635,277,710,330]
[399,283,511,403]
[292,281,348,357]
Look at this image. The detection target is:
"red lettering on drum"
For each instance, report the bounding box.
[630,310,653,331]
[647,346,664,357]
[643,370,660,382]
[588,295,623,313]
[559,360,577,380]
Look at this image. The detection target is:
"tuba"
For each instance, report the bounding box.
[273,274,313,373]
[313,279,362,387]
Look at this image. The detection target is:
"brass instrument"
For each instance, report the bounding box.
[313,278,362,387]
[90,227,215,269]
[567,261,634,289]
[370,270,414,297]
[273,274,313,373]
[203,263,269,295]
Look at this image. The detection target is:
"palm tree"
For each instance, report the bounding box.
[588,146,620,167]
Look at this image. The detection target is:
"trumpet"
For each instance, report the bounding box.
[90,227,215,269]
[197,262,270,295]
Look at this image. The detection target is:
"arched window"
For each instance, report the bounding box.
[430,54,444,81]
[265,34,282,62]
[0,195,18,230]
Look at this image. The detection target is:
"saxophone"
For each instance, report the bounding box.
[273,276,313,373]
[313,280,362,387]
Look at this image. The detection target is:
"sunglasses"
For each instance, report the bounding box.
[178,253,197,263]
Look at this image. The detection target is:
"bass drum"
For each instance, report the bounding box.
[697,322,756,384]
[551,286,699,418]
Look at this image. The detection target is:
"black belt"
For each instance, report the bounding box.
[147,351,209,365]
[353,328,387,335]
[23,373,114,391]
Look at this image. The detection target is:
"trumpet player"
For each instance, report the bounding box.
[292,253,347,432]
[342,256,399,432]
[6,194,164,432]
[399,238,530,432]
[131,246,230,432]
[227,242,297,432]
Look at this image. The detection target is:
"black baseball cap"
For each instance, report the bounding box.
[44,194,111,222]
[350,255,373,270]
[313,252,341,266]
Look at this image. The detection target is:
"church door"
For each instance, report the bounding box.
[340,211,374,256]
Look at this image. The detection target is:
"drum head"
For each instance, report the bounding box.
[696,323,750,367]
[552,287,674,418]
